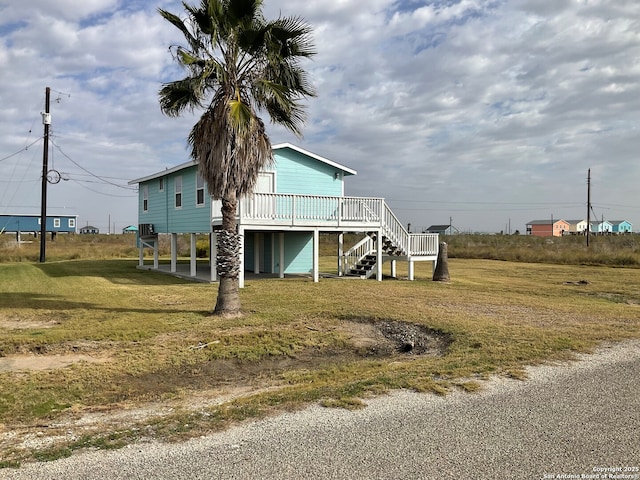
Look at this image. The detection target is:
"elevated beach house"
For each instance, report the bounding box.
[610,220,633,234]
[526,219,570,237]
[129,143,438,286]
[1,213,78,239]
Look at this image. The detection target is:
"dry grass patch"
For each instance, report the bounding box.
[1,255,640,466]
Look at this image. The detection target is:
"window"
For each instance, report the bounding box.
[143,185,149,212]
[159,177,164,192]
[68,218,76,228]
[175,176,182,208]
[196,175,205,206]
[53,218,61,228]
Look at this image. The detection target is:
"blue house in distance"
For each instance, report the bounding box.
[609,220,633,234]
[0,213,78,238]
[129,143,439,286]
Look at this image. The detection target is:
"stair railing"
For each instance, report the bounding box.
[341,235,374,275]
[381,203,409,255]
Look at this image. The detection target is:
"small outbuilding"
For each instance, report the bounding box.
[79,225,100,234]
[425,225,458,235]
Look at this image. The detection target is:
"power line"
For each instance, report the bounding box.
[0,138,42,163]
[66,178,138,198]
[61,172,134,181]
[49,138,137,191]
[387,198,584,207]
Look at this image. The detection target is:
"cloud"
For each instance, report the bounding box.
[1,0,639,232]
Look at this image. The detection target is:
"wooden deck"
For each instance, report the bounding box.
[213,193,439,258]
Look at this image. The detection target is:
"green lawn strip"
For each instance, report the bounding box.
[0,257,639,465]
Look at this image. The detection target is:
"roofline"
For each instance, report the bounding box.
[271,143,357,176]
[0,213,78,218]
[129,160,196,185]
[129,144,357,185]
[526,219,570,224]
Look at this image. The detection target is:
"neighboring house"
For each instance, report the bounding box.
[129,143,439,286]
[526,219,570,237]
[425,225,458,235]
[590,220,613,234]
[122,225,138,234]
[79,225,100,234]
[566,220,588,234]
[609,220,633,234]
[0,213,78,237]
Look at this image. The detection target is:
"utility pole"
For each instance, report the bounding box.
[586,169,591,247]
[39,87,51,263]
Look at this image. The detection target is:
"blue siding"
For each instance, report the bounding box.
[612,221,633,233]
[139,166,211,233]
[133,145,354,276]
[245,234,256,271]
[281,232,313,274]
[245,232,312,274]
[264,234,274,271]
[273,149,343,196]
[0,215,77,233]
[244,233,275,273]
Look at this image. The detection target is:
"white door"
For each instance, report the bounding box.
[249,172,275,219]
[256,172,275,193]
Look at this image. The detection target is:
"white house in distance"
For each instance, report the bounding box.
[566,220,588,234]
[128,143,439,287]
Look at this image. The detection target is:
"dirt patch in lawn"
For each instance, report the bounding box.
[0,318,451,458]
[0,353,111,372]
[0,317,59,330]
[337,318,452,356]
[0,319,450,375]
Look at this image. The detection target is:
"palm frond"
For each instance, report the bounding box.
[159,78,206,116]
[161,0,315,195]
[266,16,316,58]
[228,98,254,134]
[158,8,201,53]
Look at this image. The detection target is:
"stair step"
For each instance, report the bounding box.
[353,264,373,271]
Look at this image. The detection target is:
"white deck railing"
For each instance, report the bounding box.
[232,193,387,228]
[217,192,439,259]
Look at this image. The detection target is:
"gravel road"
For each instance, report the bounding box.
[4,340,640,480]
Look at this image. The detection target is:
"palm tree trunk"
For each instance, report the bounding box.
[214,194,241,316]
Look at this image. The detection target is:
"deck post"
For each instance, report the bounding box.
[313,228,319,283]
[279,232,285,279]
[291,196,296,226]
[153,239,159,269]
[254,232,260,274]
[210,232,218,282]
[337,232,344,276]
[408,258,415,281]
[390,259,397,278]
[239,226,245,288]
[138,240,144,267]
[190,233,196,277]
[376,228,383,281]
[170,233,177,273]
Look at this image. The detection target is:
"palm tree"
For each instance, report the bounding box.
[158,0,316,316]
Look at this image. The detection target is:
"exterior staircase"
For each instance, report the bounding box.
[347,232,407,278]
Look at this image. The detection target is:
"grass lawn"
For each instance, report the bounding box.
[1,251,640,465]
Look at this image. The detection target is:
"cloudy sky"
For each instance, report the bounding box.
[1,0,638,234]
